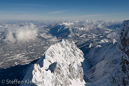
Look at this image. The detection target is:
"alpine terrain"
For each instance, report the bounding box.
[21,20,129,86]
[1,20,129,86]
[0,0,128,86]
[21,39,86,86]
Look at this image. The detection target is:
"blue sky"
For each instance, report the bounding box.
[0,0,129,21]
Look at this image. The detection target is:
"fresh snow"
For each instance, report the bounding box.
[21,39,85,86]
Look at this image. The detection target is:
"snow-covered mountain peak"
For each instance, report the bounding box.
[45,39,84,65]
[42,39,84,71]
[21,39,85,86]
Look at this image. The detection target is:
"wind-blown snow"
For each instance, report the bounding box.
[21,39,85,86]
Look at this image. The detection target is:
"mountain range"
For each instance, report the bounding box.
[1,20,129,86]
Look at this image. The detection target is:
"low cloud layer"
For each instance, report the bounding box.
[4,23,38,43]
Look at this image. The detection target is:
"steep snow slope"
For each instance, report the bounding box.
[21,40,85,86]
[84,43,122,86]
[84,20,129,86]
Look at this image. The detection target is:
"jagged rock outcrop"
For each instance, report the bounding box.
[119,20,129,55]
[21,40,85,86]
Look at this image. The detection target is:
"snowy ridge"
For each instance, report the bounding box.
[21,39,85,86]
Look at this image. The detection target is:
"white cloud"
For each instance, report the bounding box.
[107,32,117,39]
[5,31,16,43]
[4,23,38,43]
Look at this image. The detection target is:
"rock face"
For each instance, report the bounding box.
[119,20,129,55]
[117,20,129,86]
[21,40,85,86]
[110,20,129,86]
